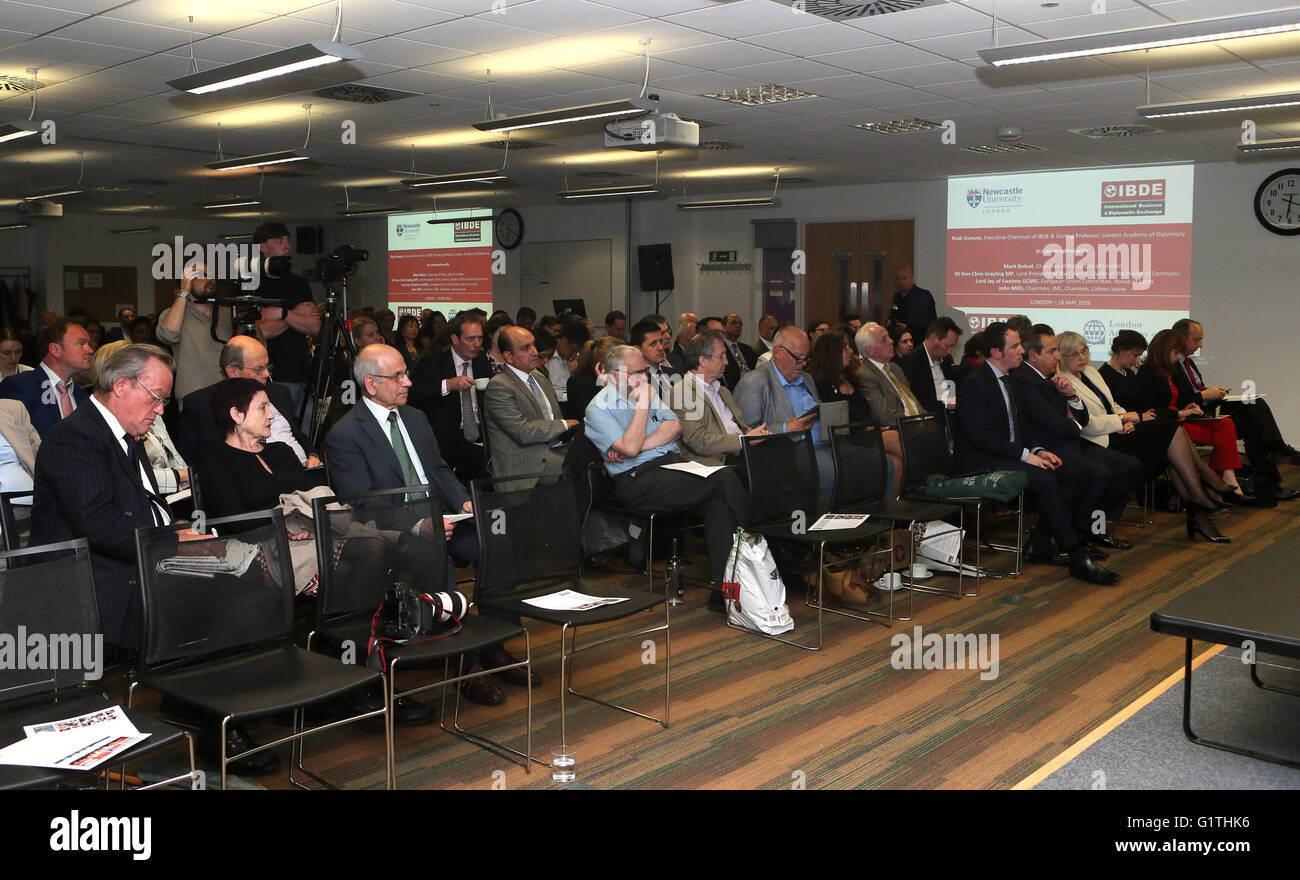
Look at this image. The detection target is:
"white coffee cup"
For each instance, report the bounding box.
[910,562,932,579]
[474,377,490,391]
[875,572,903,592]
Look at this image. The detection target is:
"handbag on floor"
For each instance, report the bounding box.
[722,529,794,635]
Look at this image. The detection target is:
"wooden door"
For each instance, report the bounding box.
[803,220,914,327]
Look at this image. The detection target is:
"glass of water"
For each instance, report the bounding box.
[551,746,576,784]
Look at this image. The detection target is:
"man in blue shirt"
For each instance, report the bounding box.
[586,345,747,610]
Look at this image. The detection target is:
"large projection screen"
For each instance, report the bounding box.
[385,208,494,319]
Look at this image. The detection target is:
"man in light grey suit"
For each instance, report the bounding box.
[854,323,919,494]
[484,326,579,489]
[669,329,769,466]
[733,325,834,500]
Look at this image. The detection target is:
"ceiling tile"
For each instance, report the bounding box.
[227,17,383,47]
[665,0,812,39]
[810,43,949,75]
[403,16,550,52]
[15,36,149,66]
[741,21,892,55]
[719,58,846,83]
[875,61,979,88]
[661,39,792,70]
[846,1,992,40]
[345,37,471,68]
[471,0,642,34]
[1028,6,1172,39]
[0,1,88,33]
[909,27,1036,63]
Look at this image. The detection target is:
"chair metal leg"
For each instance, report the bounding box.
[1181,639,1300,769]
[1249,661,1300,697]
[562,609,673,738]
[434,634,539,770]
[731,542,826,648]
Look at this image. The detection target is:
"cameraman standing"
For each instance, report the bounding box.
[157,263,232,405]
[253,222,320,419]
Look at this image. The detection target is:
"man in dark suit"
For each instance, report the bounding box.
[953,323,1120,585]
[0,317,92,436]
[326,344,534,703]
[408,312,490,483]
[630,318,679,391]
[899,317,962,415]
[723,314,757,371]
[177,336,318,467]
[1012,324,1141,553]
[888,266,937,344]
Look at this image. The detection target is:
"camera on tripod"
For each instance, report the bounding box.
[317,244,368,282]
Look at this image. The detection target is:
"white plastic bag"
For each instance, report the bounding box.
[722,529,794,635]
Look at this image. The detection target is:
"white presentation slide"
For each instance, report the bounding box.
[946,164,1194,355]
[385,208,494,319]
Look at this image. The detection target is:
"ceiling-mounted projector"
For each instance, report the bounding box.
[604,112,699,151]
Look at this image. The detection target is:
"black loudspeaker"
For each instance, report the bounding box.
[638,243,674,292]
[296,225,324,254]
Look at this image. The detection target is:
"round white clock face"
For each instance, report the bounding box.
[1255,169,1300,235]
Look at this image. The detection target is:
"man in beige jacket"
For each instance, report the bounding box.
[669,329,769,466]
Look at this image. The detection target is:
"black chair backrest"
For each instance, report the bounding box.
[310,484,445,628]
[829,422,888,511]
[740,428,819,528]
[0,490,33,552]
[188,467,205,515]
[134,510,295,674]
[471,472,581,593]
[0,539,97,705]
[898,413,952,491]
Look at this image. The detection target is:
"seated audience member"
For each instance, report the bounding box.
[1006,314,1033,339]
[670,329,768,466]
[546,321,587,404]
[485,319,510,375]
[376,308,397,345]
[0,317,92,436]
[629,318,678,390]
[854,323,924,426]
[1136,329,1256,503]
[84,320,103,351]
[515,306,537,331]
[0,398,39,501]
[103,306,134,345]
[722,314,757,372]
[484,326,579,489]
[952,331,985,386]
[536,314,558,335]
[644,313,673,362]
[408,311,490,483]
[697,316,742,390]
[585,345,748,612]
[1056,331,1231,542]
[566,336,620,420]
[0,328,33,379]
[129,317,155,345]
[1173,318,1296,502]
[178,336,319,468]
[666,312,698,374]
[734,324,834,500]
[953,323,1120,584]
[888,324,914,361]
[754,314,779,357]
[396,314,422,373]
[809,329,872,424]
[604,310,627,340]
[900,317,962,414]
[808,320,829,343]
[94,341,189,496]
[533,328,557,378]
[326,344,529,703]
[351,315,384,349]
[1012,324,1143,552]
[1097,329,1147,413]
[844,314,862,334]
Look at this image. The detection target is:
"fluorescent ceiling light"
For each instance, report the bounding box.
[678,196,780,211]
[474,98,654,132]
[1139,91,1300,119]
[22,185,82,201]
[558,183,657,200]
[167,40,363,94]
[0,222,30,231]
[111,225,161,235]
[426,213,493,225]
[1238,137,1300,154]
[206,150,308,172]
[340,206,410,216]
[199,198,262,209]
[219,233,253,241]
[0,120,39,144]
[402,170,508,188]
[978,8,1300,66]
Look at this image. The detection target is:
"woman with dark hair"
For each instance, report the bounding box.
[951,331,984,386]
[1137,329,1254,504]
[807,320,829,342]
[808,330,871,424]
[565,336,621,421]
[396,314,422,371]
[84,319,103,350]
[0,328,32,379]
[887,324,914,361]
[1098,329,1148,413]
[417,310,447,355]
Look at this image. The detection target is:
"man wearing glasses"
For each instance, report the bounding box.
[409,311,492,483]
[177,336,319,468]
[734,325,833,500]
[33,344,210,650]
[157,262,233,405]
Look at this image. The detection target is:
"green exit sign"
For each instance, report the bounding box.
[709,250,738,262]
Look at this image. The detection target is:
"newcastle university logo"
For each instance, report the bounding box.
[966,189,982,208]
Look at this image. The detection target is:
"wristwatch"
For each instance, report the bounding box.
[176,288,189,300]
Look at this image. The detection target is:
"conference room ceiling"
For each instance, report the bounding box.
[2,0,1298,220]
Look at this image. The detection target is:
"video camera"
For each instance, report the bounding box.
[317,244,368,283]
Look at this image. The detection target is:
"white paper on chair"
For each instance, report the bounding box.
[443,513,473,524]
[661,461,729,478]
[808,513,869,530]
[0,705,150,771]
[521,590,630,612]
[1221,393,1266,403]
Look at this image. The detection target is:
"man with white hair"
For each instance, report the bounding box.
[585,345,747,611]
[157,262,233,405]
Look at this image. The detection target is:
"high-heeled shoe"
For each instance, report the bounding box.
[1186,506,1230,543]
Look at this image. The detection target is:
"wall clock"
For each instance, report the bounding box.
[1254,169,1300,235]
[495,208,524,249]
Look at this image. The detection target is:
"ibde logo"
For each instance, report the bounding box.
[966,189,982,208]
[1083,319,1106,344]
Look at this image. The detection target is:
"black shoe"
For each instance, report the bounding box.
[460,665,506,705]
[198,725,280,777]
[1025,541,1068,567]
[1086,545,1109,560]
[480,647,542,687]
[707,590,726,614]
[1276,487,1300,502]
[344,688,436,726]
[1186,507,1230,543]
[1090,534,1132,551]
[1067,548,1121,585]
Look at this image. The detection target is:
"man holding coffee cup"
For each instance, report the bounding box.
[409,311,492,483]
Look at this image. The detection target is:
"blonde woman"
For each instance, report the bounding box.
[1057,331,1229,542]
[93,340,189,495]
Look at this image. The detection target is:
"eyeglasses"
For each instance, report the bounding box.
[244,364,271,376]
[777,345,809,365]
[373,371,410,382]
[132,376,171,409]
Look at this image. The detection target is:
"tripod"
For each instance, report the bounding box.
[303,279,358,450]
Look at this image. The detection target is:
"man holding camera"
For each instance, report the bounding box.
[253,222,320,419]
[157,263,233,405]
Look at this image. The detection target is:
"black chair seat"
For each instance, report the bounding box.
[0,690,187,791]
[478,578,663,627]
[749,519,892,546]
[849,498,959,522]
[141,646,380,724]
[314,614,526,669]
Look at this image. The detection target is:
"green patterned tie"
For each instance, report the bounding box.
[387,410,427,500]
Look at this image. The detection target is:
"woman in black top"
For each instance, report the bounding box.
[396,314,422,373]
[808,330,871,424]
[566,335,620,421]
[1097,329,1146,413]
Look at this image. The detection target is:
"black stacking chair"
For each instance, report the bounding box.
[0,539,194,790]
[739,429,893,649]
[897,413,1025,587]
[829,422,964,607]
[307,485,533,778]
[0,490,33,552]
[472,472,668,749]
[130,510,392,790]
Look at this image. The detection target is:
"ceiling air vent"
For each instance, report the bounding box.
[1069,124,1163,138]
[960,142,1045,154]
[123,178,173,186]
[479,139,550,150]
[853,118,942,134]
[698,140,744,152]
[577,170,634,178]
[312,83,421,104]
[702,84,820,105]
[0,74,44,92]
[776,0,933,19]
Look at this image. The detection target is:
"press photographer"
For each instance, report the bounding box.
[253,222,321,419]
[157,262,233,405]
